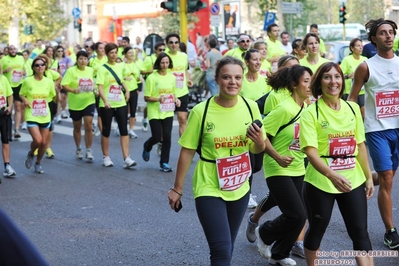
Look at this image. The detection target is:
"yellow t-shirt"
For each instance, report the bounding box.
[340,54,367,95]
[179,97,265,200]
[24,58,34,78]
[89,56,108,78]
[263,97,306,178]
[240,74,268,101]
[144,72,176,120]
[0,55,25,87]
[224,47,246,62]
[96,63,127,108]
[20,76,56,123]
[61,66,95,111]
[123,62,140,91]
[299,56,330,75]
[264,88,291,114]
[266,39,286,60]
[0,75,13,108]
[299,98,366,193]
[166,51,189,98]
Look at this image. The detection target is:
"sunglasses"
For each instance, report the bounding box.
[240,40,251,43]
[158,49,165,52]
[57,50,63,52]
[168,41,179,44]
[34,63,46,67]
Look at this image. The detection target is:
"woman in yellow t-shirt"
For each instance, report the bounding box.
[20,57,58,174]
[61,50,95,161]
[142,53,180,172]
[168,56,266,265]
[299,33,329,75]
[291,39,307,60]
[300,62,374,266]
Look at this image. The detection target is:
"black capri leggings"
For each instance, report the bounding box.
[100,106,128,138]
[303,182,372,251]
[128,90,139,118]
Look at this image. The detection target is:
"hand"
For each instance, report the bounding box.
[159,95,165,103]
[168,188,182,211]
[275,155,294,168]
[104,101,111,109]
[246,123,265,149]
[175,99,181,108]
[125,77,132,81]
[365,177,375,200]
[74,89,80,94]
[6,106,12,115]
[187,80,194,87]
[330,173,352,193]
[23,98,31,108]
[5,67,11,73]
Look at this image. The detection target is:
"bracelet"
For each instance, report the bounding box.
[170,188,182,196]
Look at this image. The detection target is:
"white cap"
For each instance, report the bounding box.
[217,37,225,43]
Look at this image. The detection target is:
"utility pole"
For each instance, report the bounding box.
[180,0,188,44]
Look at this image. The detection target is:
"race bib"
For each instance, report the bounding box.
[288,123,300,151]
[160,94,175,112]
[108,85,122,102]
[11,70,22,83]
[327,137,356,171]
[375,90,399,119]
[78,78,94,92]
[60,63,67,76]
[172,72,184,88]
[216,152,252,191]
[32,99,47,116]
[0,96,6,109]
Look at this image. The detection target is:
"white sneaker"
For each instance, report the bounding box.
[86,150,94,161]
[128,130,138,139]
[114,128,120,136]
[3,165,16,177]
[269,257,297,266]
[61,110,68,119]
[21,122,27,130]
[103,156,114,167]
[94,126,101,137]
[291,241,305,258]
[248,194,258,208]
[55,114,61,124]
[142,118,148,132]
[246,212,258,243]
[76,149,83,160]
[123,156,137,168]
[255,226,272,259]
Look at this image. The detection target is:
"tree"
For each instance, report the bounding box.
[146,12,199,37]
[0,0,69,45]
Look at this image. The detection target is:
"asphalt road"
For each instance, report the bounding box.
[0,101,398,266]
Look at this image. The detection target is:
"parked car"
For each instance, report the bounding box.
[324,41,350,64]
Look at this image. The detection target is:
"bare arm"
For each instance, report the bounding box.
[348,62,369,102]
[356,142,374,199]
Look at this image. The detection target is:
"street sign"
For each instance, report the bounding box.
[210,15,220,27]
[263,12,276,31]
[281,2,303,14]
[210,2,220,15]
[72,7,81,18]
[143,33,163,56]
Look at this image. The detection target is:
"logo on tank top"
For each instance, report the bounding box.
[321,121,329,129]
[206,122,215,132]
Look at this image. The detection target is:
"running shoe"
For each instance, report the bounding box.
[142,118,148,132]
[14,130,21,139]
[21,122,27,130]
[46,148,55,159]
[269,257,297,266]
[61,110,68,119]
[384,228,399,250]
[24,151,34,169]
[86,150,94,161]
[102,156,114,167]
[248,194,258,208]
[255,226,272,259]
[94,126,101,137]
[123,156,137,168]
[246,212,258,243]
[76,149,83,160]
[291,241,305,258]
[34,163,44,174]
[157,143,162,156]
[159,163,172,172]
[55,114,61,124]
[3,165,16,178]
[142,142,150,162]
[115,127,120,136]
[128,130,138,139]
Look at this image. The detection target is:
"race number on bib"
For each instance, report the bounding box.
[172,72,184,89]
[78,78,94,92]
[216,152,252,191]
[11,70,22,83]
[32,99,47,116]
[288,123,300,151]
[0,96,6,109]
[108,85,122,102]
[160,94,175,112]
[375,90,399,119]
[327,137,356,171]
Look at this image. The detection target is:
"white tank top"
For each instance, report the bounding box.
[364,54,399,133]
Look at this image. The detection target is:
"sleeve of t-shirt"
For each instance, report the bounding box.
[96,67,105,85]
[48,80,56,101]
[3,77,12,97]
[20,79,28,97]
[299,106,318,151]
[50,70,60,81]
[178,104,203,150]
[263,104,290,137]
[340,57,349,74]
[144,74,154,98]
[61,68,72,86]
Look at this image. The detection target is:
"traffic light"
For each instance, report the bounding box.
[187,0,207,13]
[160,0,177,13]
[77,18,82,32]
[23,25,34,35]
[339,3,347,24]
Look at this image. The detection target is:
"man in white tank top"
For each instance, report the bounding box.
[349,18,399,250]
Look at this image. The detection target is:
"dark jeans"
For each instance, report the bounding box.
[0,209,49,265]
[258,175,306,260]
[303,182,372,251]
[144,117,173,165]
[195,193,249,266]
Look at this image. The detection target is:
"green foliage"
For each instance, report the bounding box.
[146,12,199,36]
[0,0,69,43]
